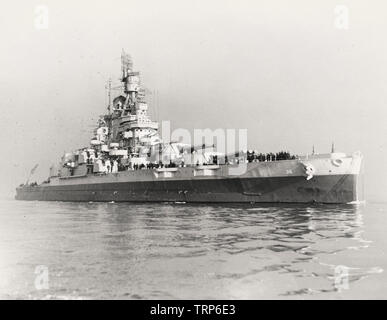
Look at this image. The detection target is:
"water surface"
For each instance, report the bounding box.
[0,199,386,299]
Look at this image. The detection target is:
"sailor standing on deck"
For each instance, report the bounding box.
[112,160,118,173]
[105,159,111,173]
[89,150,96,163]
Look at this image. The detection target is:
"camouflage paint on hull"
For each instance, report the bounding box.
[15,174,360,204]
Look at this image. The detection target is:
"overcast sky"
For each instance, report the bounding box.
[0,0,386,200]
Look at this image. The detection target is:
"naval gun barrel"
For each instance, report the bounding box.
[178,143,215,153]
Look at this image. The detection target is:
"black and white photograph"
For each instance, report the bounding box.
[0,0,386,306]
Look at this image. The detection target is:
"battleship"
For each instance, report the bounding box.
[16,52,363,204]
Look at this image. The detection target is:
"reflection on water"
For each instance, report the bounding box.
[0,200,385,299]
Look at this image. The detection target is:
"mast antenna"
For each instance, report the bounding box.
[107,78,112,114]
[121,49,132,81]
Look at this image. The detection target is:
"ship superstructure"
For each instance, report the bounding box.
[16,52,364,204]
[58,51,215,179]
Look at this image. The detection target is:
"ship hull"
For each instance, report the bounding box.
[16,155,363,204]
[15,173,360,204]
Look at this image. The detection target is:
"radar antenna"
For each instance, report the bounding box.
[106,78,112,114]
[121,49,133,80]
